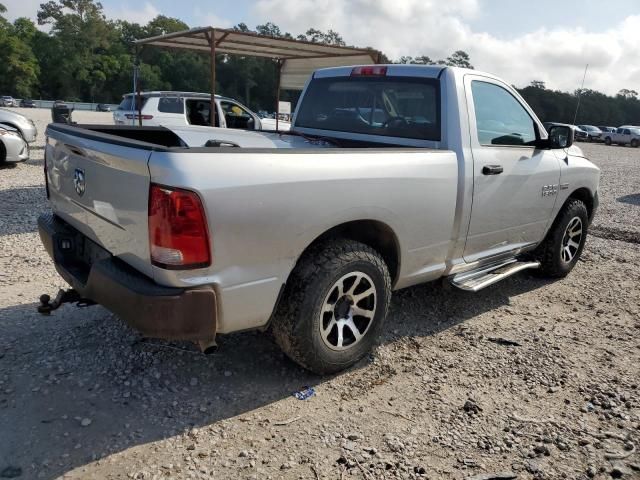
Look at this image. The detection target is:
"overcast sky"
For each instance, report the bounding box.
[4,0,640,95]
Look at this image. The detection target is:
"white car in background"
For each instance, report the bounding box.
[0,125,29,165]
[603,127,640,147]
[1,96,16,107]
[113,92,291,132]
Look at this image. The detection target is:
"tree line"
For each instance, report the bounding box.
[0,0,638,125]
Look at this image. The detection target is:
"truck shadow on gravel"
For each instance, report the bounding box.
[0,273,551,479]
[617,193,640,206]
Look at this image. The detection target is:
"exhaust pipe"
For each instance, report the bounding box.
[198,338,218,355]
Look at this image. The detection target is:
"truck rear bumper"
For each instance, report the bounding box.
[38,213,217,341]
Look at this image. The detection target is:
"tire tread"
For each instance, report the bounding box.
[534,198,588,278]
[271,239,391,374]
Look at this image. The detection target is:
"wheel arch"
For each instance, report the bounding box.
[566,187,596,224]
[294,219,401,287]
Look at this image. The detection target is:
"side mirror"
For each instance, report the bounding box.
[547,125,574,149]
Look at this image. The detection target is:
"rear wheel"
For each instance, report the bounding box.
[271,239,391,375]
[534,199,589,278]
[631,139,639,148]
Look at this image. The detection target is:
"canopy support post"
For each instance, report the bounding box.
[275,59,283,131]
[135,46,143,127]
[208,29,217,127]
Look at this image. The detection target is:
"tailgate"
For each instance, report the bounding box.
[45,125,154,278]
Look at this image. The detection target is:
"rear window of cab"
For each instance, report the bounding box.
[296,76,441,141]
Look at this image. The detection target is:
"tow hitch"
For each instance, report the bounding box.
[37,289,95,315]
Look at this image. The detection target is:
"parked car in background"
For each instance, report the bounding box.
[598,126,616,135]
[573,125,589,141]
[41,65,599,374]
[1,96,16,107]
[96,103,111,112]
[577,125,602,142]
[603,127,640,147]
[0,125,29,165]
[113,91,291,131]
[0,108,38,142]
[19,99,37,108]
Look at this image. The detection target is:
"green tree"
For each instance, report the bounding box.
[617,89,638,99]
[297,28,345,46]
[0,15,40,97]
[37,0,126,101]
[440,50,473,69]
[398,55,435,65]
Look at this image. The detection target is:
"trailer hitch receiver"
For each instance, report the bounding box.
[37,289,95,315]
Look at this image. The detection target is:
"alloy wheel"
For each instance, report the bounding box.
[561,216,583,263]
[319,271,377,351]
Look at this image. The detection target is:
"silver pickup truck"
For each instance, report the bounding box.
[38,65,599,374]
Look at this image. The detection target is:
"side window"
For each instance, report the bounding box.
[220,101,255,130]
[158,97,185,114]
[623,129,630,135]
[186,99,217,126]
[471,81,536,146]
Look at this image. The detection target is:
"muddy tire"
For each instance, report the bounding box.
[534,199,589,278]
[271,239,391,375]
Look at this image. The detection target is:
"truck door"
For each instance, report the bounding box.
[462,76,561,263]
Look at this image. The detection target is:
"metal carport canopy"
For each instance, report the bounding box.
[134,27,381,90]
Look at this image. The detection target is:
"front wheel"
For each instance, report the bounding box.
[604,137,612,145]
[533,199,589,278]
[271,239,391,375]
[631,139,639,148]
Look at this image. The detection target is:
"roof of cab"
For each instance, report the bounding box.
[311,64,501,83]
[312,64,445,80]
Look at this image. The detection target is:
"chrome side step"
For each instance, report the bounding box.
[450,259,540,292]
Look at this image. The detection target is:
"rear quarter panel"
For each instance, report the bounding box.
[148,149,459,333]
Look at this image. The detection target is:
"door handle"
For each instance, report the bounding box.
[482,165,504,175]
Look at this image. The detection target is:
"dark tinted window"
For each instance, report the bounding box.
[472,81,536,146]
[158,97,184,114]
[117,96,133,111]
[295,76,440,141]
[118,95,148,111]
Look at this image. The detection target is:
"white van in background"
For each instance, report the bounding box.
[113,92,290,131]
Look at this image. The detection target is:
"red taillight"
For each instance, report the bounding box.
[125,114,153,120]
[149,184,211,269]
[351,66,387,77]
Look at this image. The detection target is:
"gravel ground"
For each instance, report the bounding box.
[0,109,639,480]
